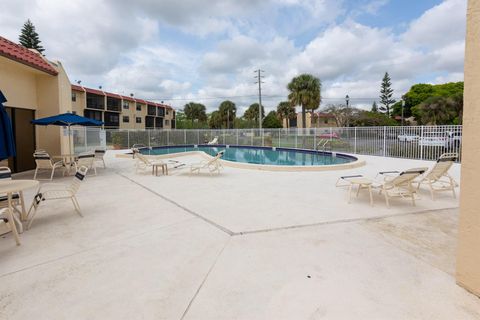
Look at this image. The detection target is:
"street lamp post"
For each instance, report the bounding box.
[345,95,350,127]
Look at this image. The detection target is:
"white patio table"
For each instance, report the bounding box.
[0,180,39,242]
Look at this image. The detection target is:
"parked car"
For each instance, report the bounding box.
[418,132,448,147]
[398,133,419,142]
[317,132,339,139]
[446,131,462,149]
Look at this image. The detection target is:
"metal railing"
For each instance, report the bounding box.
[71,125,463,162]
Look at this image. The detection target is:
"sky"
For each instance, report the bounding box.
[0,0,467,114]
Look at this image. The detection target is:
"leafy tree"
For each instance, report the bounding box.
[351,111,398,127]
[208,111,223,129]
[262,111,283,128]
[393,82,464,122]
[183,102,207,126]
[379,72,395,117]
[218,100,236,129]
[287,74,321,129]
[276,101,296,128]
[322,104,353,127]
[243,103,265,123]
[413,96,457,125]
[19,19,44,54]
[371,101,378,113]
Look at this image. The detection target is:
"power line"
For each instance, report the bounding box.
[148,95,403,102]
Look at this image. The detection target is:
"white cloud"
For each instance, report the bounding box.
[402,0,467,49]
[0,0,467,113]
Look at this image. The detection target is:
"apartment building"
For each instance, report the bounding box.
[0,34,175,172]
[71,85,175,130]
[283,112,337,128]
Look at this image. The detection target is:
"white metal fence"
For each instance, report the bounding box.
[71,125,462,162]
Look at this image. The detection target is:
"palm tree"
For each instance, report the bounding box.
[287,74,321,129]
[184,102,207,126]
[276,101,296,128]
[218,100,236,129]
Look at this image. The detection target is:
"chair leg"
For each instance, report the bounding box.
[26,204,39,230]
[384,190,390,208]
[5,218,20,246]
[50,168,55,181]
[72,196,83,217]
[33,168,38,180]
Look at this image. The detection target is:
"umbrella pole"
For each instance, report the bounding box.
[68,124,73,165]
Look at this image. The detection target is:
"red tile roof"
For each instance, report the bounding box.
[71,84,84,92]
[135,98,147,104]
[0,36,58,76]
[72,85,174,110]
[105,91,122,99]
[120,95,135,102]
[84,87,105,95]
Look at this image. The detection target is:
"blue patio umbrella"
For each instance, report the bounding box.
[0,91,16,161]
[31,112,103,155]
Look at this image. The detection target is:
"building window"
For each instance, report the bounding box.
[165,119,170,126]
[136,117,142,124]
[123,102,129,109]
[123,116,130,123]
[166,109,169,115]
[136,104,142,111]
[71,92,76,102]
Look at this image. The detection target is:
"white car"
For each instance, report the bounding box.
[418,132,448,147]
[398,134,419,142]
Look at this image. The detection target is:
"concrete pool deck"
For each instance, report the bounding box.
[0,151,479,319]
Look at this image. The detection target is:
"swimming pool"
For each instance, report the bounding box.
[140,145,360,168]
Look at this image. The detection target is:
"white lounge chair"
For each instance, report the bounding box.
[207,136,218,145]
[27,166,89,229]
[33,152,65,180]
[135,152,167,174]
[414,153,459,199]
[75,152,97,175]
[0,208,21,246]
[373,169,427,207]
[94,149,106,168]
[337,168,426,208]
[190,151,225,175]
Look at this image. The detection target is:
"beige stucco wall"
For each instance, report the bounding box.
[0,57,39,109]
[35,61,72,156]
[456,0,480,297]
[71,89,86,114]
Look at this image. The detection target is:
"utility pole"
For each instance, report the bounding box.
[254,69,264,129]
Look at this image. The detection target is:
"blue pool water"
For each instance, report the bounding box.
[141,145,356,166]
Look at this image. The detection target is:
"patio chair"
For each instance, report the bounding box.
[135,152,167,174]
[0,167,26,234]
[94,148,106,168]
[414,153,459,200]
[33,152,65,180]
[27,166,89,229]
[372,169,427,207]
[207,136,218,145]
[336,169,426,208]
[190,151,225,175]
[75,152,97,175]
[0,208,21,245]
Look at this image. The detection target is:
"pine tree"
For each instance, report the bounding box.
[379,72,395,117]
[19,19,45,54]
[371,101,378,113]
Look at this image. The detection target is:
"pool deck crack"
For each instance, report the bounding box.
[116,172,235,236]
[180,238,231,320]
[231,206,459,236]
